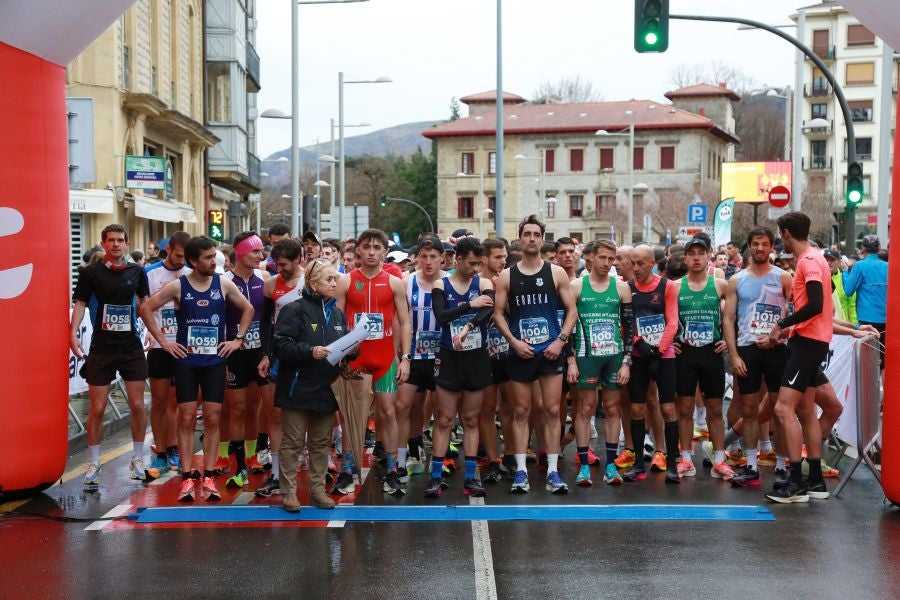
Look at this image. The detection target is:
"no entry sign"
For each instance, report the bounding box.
[768,185,791,208]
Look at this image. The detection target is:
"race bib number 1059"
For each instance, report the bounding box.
[187,326,218,355]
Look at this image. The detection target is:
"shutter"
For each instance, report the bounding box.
[70,214,85,291]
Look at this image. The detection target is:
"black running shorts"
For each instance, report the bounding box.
[435,347,492,392]
[85,345,147,386]
[226,348,269,390]
[675,344,726,398]
[174,362,227,404]
[628,356,676,405]
[406,359,437,392]
[736,344,787,395]
[781,336,830,393]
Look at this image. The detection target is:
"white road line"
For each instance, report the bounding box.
[326,520,346,528]
[149,471,176,486]
[233,492,255,505]
[469,496,498,600]
[84,504,132,531]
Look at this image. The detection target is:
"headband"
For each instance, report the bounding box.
[234,234,264,258]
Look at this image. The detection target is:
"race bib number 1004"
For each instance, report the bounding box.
[519,317,550,346]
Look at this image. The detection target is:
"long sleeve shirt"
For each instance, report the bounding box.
[842,254,888,323]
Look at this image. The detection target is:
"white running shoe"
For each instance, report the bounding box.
[83,462,101,488]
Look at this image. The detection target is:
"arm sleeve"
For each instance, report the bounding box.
[431,287,471,324]
[259,297,275,355]
[620,302,635,355]
[779,281,824,328]
[272,304,315,366]
[659,280,679,352]
[470,290,496,326]
[841,263,862,296]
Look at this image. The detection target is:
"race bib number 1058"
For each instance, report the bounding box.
[102,304,131,332]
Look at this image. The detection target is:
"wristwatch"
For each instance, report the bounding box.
[235,331,245,340]
[623,356,633,366]
[401,353,412,361]
[558,333,570,343]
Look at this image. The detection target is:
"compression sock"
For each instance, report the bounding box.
[808,458,823,482]
[664,421,679,470]
[776,455,787,470]
[605,442,618,465]
[386,452,397,473]
[789,461,803,485]
[218,442,229,459]
[408,436,423,461]
[256,432,269,451]
[245,439,257,457]
[465,456,477,479]
[577,446,590,466]
[630,419,646,469]
[230,440,246,472]
[431,457,444,479]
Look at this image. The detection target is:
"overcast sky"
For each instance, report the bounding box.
[255,0,802,158]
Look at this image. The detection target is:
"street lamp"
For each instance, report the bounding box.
[457,171,486,238]
[514,153,548,220]
[313,179,330,234]
[328,120,367,232]
[596,116,638,244]
[339,72,392,240]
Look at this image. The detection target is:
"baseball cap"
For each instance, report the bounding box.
[442,241,455,253]
[386,250,409,263]
[684,238,709,252]
[861,234,879,252]
[823,249,841,261]
[302,232,323,247]
[416,235,443,253]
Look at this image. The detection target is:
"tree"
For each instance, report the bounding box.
[532,75,604,104]
[449,97,462,121]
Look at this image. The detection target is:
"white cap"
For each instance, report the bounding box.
[386,250,409,264]
[215,250,226,274]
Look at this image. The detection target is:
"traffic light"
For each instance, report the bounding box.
[846,161,864,208]
[208,209,225,241]
[634,0,669,53]
[380,195,387,208]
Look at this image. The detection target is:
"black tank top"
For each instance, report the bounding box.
[508,262,561,352]
[629,277,668,347]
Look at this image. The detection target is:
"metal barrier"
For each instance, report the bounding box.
[833,335,883,497]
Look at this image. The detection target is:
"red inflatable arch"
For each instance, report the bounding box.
[0,1,138,497]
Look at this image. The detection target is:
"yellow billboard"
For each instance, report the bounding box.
[721,161,792,203]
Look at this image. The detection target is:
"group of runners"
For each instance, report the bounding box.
[70,209,877,506]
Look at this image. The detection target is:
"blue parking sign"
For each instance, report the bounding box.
[688,204,707,223]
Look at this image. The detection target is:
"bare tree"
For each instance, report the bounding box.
[669,61,757,95]
[734,97,786,161]
[532,75,604,104]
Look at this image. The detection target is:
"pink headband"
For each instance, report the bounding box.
[234,234,264,258]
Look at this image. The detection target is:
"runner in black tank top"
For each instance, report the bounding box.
[492,216,578,495]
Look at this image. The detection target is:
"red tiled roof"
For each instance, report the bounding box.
[459,90,527,104]
[421,99,740,144]
[664,83,741,102]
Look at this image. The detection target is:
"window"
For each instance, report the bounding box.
[544,149,555,173]
[569,194,584,218]
[488,152,496,175]
[595,194,615,215]
[846,62,875,85]
[488,196,496,214]
[633,147,645,170]
[812,29,830,57]
[810,140,827,168]
[660,146,675,170]
[206,62,231,123]
[460,152,474,175]
[811,103,827,119]
[546,200,555,219]
[569,148,584,172]
[599,147,614,170]
[812,67,829,95]
[847,24,876,46]
[844,137,873,160]
[457,196,474,219]
[849,100,873,122]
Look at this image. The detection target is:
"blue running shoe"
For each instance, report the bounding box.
[545,471,569,494]
[575,465,592,486]
[167,447,180,471]
[604,463,624,485]
[510,470,530,494]
[150,456,169,472]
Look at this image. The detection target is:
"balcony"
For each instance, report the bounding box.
[802,156,833,170]
[802,118,833,136]
[245,151,261,191]
[208,125,261,194]
[804,82,832,97]
[246,42,260,92]
[808,45,836,61]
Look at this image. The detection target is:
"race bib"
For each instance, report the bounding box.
[242,322,261,349]
[751,303,781,336]
[636,314,665,346]
[589,322,618,356]
[414,330,441,357]
[101,304,131,331]
[486,327,510,359]
[356,313,384,340]
[683,321,714,347]
[187,325,218,355]
[519,317,550,346]
[451,318,483,351]
[160,308,177,340]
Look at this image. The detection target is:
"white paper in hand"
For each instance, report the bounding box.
[325,313,369,365]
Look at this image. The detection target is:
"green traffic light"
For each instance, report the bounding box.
[645,31,658,45]
[848,190,862,204]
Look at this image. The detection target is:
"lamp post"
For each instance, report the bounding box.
[339,72,392,240]
[596,116,637,243]
[313,179,330,234]
[329,120,367,232]
[514,152,546,219]
[457,170,486,238]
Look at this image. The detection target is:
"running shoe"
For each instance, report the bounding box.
[575,465,593,487]
[590,424,599,439]
[730,467,761,488]
[327,455,338,474]
[129,456,148,481]
[765,482,809,504]
[83,462,101,488]
[483,461,503,483]
[424,477,446,498]
[805,479,830,500]
[700,441,715,467]
[246,455,265,474]
[693,422,709,439]
[614,449,636,469]
[255,475,281,497]
[448,443,460,458]
[622,466,647,482]
[177,477,195,502]
[726,448,747,467]
[330,472,356,495]
[226,469,249,488]
[774,468,789,489]
[396,466,409,484]
[406,456,425,475]
[545,471,569,494]
[213,456,230,475]
[574,447,602,466]
[150,456,169,473]
[758,449,777,466]
[499,454,517,477]
[201,476,221,501]
[711,462,736,481]
[643,440,655,462]
[665,467,681,484]
[382,471,406,496]
[821,461,840,478]
[450,423,464,445]
[167,447,180,471]
[604,463,623,485]
[510,470,530,494]
[677,459,697,478]
[650,451,667,472]
[442,457,457,476]
[464,477,487,497]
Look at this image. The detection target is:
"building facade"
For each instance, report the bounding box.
[66,0,217,284]
[423,87,739,242]
[795,1,898,235]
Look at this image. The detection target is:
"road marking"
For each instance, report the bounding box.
[326,520,346,528]
[85,503,132,531]
[469,495,498,600]
[149,471,177,486]
[233,492,255,505]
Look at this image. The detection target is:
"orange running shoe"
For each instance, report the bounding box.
[614,449,636,469]
[201,476,221,501]
[726,448,747,467]
[711,462,737,480]
[758,449,777,466]
[650,451,667,472]
[246,455,265,473]
[213,455,230,475]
